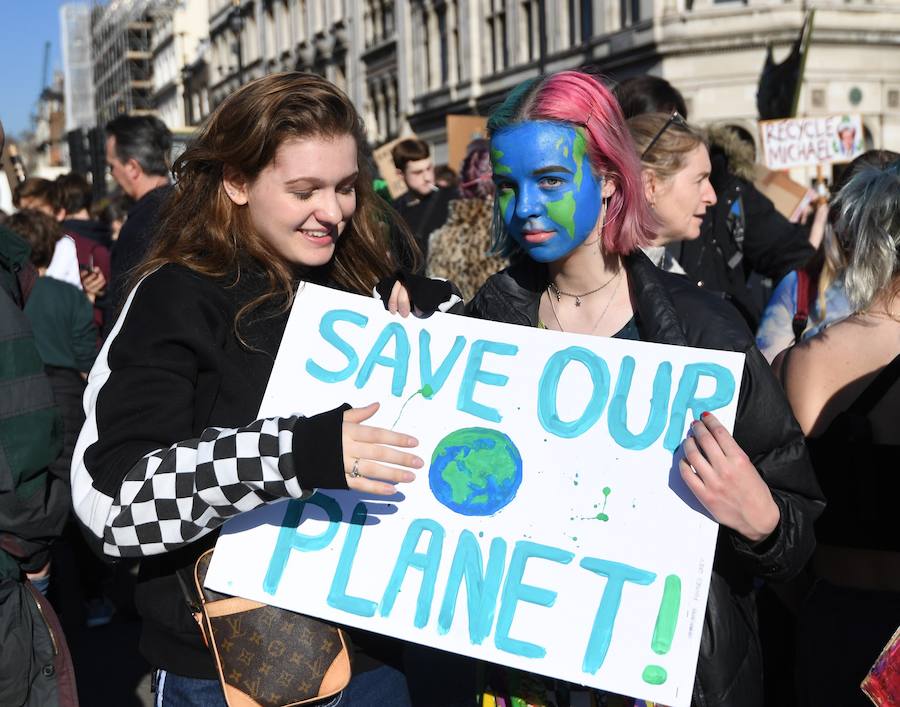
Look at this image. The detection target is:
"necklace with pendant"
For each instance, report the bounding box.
[548,272,618,307]
[546,270,623,333]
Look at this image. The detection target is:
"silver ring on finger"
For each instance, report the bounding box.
[347,458,362,478]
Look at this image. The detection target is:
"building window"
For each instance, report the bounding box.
[811,88,826,108]
[422,6,433,90]
[888,89,900,109]
[438,3,450,84]
[620,0,640,27]
[568,0,593,45]
[485,0,508,74]
[521,0,539,62]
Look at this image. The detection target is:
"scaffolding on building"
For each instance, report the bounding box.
[91,0,175,124]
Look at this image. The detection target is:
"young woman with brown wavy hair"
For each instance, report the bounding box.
[71,72,422,706]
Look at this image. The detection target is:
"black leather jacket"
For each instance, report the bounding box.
[467,251,825,707]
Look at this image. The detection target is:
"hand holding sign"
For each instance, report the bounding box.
[679,412,780,543]
[342,403,422,495]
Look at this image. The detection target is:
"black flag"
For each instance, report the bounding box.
[756,11,814,120]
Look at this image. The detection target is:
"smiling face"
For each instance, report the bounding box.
[491,122,609,262]
[224,134,358,268]
[645,144,716,244]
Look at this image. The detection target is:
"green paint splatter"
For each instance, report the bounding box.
[546,191,576,239]
[642,665,667,685]
[573,128,587,189]
[554,136,564,151]
[491,147,512,175]
[497,188,513,218]
[595,486,612,521]
[391,386,431,429]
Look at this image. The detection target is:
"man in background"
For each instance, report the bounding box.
[105,115,172,315]
[389,138,454,273]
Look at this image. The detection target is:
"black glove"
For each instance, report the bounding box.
[374,271,460,315]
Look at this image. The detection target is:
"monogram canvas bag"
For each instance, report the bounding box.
[183,548,352,707]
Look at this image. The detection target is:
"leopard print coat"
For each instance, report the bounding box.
[426,196,508,302]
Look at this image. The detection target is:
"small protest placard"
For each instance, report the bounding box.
[760,114,864,170]
[206,284,746,707]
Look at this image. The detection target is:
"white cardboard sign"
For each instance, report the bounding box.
[760,114,864,169]
[206,284,746,707]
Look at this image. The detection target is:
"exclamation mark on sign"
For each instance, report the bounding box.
[642,574,681,685]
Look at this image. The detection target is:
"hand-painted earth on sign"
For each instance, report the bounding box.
[429,427,522,516]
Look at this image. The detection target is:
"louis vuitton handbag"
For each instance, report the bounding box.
[178,548,352,707]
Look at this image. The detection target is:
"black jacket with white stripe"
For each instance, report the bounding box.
[71,263,349,678]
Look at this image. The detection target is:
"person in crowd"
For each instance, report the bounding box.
[71,72,427,706]
[0,119,78,707]
[104,114,173,314]
[93,191,132,243]
[627,111,716,274]
[13,178,87,291]
[466,69,824,706]
[13,176,110,342]
[427,138,508,300]
[389,137,454,271]
[57,171,113,249]
[6,209,96,473]
[615,75,824,329]
[774,160,900,707]
[755,149,899,362]
[434,163,459,191]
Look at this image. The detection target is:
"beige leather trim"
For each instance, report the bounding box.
[318,647,352,697]
[204,597,266,617]
[223,683,261,706]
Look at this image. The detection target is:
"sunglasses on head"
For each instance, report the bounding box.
[641,111,689,160]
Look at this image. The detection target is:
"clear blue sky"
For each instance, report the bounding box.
[0,0,72,139]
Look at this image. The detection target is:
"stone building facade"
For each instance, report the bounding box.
[92,0,900,181]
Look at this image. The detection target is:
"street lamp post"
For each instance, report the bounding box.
[229,0,245,86]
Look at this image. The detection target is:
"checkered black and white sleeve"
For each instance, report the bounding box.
[101,416,312,557]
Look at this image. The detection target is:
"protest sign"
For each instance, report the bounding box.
[447,115,488,173]
[206,284,745,707]
[760,114,864,170]
[372,137,410,199]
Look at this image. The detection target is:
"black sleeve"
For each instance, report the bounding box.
[740,181,816,283]
[726,345,825,581]
[72,268,347,559]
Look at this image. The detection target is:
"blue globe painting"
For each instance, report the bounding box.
[429,427,523,516]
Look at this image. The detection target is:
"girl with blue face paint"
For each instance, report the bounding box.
[465,70,824,707]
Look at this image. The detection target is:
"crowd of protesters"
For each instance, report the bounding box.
[0,65,897,707]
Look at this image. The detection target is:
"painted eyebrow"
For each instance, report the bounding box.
[533,165,573,176]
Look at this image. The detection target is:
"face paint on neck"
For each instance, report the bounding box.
[491,122,603,262]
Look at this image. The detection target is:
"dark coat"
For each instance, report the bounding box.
[467,251,825,707]
[669,138,816,330]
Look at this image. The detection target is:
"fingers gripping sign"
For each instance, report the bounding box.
[387,280,413,317]
[678,412,780,544]
[342,402,423,495]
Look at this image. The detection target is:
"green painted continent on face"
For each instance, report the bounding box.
[497,188,513,218]
[491,147,512,175]
[573,128,587,189]
[546,191,577,239]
